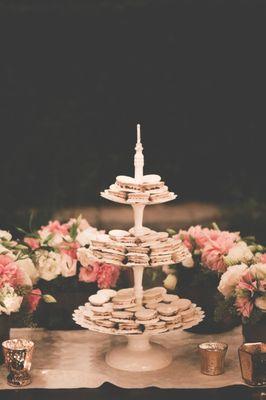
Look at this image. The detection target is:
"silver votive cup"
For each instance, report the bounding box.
[198,342,228,375]
[2,339,34,387]
[238,342,266,386]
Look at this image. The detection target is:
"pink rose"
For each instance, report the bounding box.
[24,237,40,250]
[235,296,253,318]
[26,288,42,312]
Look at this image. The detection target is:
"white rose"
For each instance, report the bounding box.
[218,263,248,298]
[163,274,177,291]
[16,258,39,285]
[2,294,23,315]
[76,229,107,246]
[182,255,194,268]
[60,253,77,277]
[0,230,12,241]
[255,296,266,312]
[249,263,266,280]
[77,247,93,267]
[224,241,254,266]
[0,285,23,315]
[39,229,63,247]
[36,250,61,281]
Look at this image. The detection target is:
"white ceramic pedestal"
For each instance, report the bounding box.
[105,334,172,371]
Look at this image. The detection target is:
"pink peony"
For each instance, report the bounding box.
[201,232,238,272]
[235,296,253,318]
[96,263,120,289]
[26,288,42,312]
[24,237,40,250]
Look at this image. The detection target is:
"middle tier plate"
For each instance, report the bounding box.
[82,227,190,269]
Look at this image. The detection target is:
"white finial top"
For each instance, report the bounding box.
[137,123,141,143]
[134,123,144,182]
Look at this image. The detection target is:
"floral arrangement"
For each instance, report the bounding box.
[163,224,266,325]
[0,229,52,318]
[21,216,120,289]
[163,224,256,288]
[218,262,266,324]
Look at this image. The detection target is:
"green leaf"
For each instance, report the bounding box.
[167,228,177,237]
[43,294,57,303]
[69,222,78,240]
[212,222,220,231]
[43,233,54,245]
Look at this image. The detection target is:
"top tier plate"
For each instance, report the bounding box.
[101,174,177,206]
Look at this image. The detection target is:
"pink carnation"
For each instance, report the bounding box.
[259,254,266,264]
[96,263,120,289]
[41,220,69,235]
[237,271,258,293]
[176,225,239,252]
[59,241,79,259]
[24,237,40,250]
[201,232,238,272]
[0,257,27,288]
[79,262,120,288]
[235,296,253,318]
[79,263,100,283]
[26,288,42,313]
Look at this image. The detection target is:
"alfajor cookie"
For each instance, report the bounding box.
[175,299,192,311]
[97,289,117,299]
[143,287,166,303]
[89,293,109,306]
[135,309,159,325]
[109,229,130,241]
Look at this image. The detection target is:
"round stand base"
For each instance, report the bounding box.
[105,336,172,371]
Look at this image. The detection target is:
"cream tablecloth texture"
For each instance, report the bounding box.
[0,326,245,389]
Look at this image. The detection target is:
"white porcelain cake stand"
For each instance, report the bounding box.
[82,125,199,371]
[106,334,172,371]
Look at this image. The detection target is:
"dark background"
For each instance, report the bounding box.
[0,0,265,240]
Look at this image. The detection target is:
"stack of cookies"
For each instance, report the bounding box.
[101,174,176,205]
[87,227,190,268]
[74,287,204,335]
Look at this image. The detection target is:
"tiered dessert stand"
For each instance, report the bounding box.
[73,125,204,371]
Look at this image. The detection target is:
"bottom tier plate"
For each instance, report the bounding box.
[73,306,205,335]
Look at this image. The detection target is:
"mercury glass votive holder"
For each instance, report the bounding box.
[198,342,228,376]
[238,342,266,386]
[2,339,34,387]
